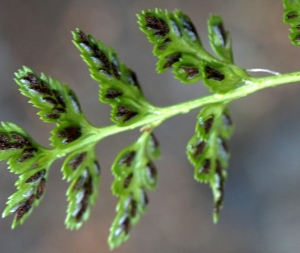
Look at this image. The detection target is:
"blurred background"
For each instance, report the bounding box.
[1,0,300,252]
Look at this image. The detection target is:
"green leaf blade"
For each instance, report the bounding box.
[172,55,202,84]
[0,122,46,174]
[3,166,49,228]
[146,133,161,159]
[187,103,233,222]
[62,147,101,230]
[0,122,52,228]
[138,9,208,84]
[207,15,233,63]
[73,29,154,126]
[201,60,248,94]
[109,131,160,249]
[50,121,83,148]
[15,67,84,123]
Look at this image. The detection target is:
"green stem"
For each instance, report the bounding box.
[49,70,300,158]
[161,70,300,114]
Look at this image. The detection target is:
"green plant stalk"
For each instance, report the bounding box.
[45,71,300,160]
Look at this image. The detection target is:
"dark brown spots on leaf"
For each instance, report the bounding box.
[0,143,23,150]
[163,53,181,68]
[216,160,225,183]
[202,116,214,134]
[116,106,138,123]
[0,134,9,143]
[26,73,38,85]
[12,143,24,149]
[28,85,44,94]
[294,34,300,41]
[57,126,82,144]
[141,188,149,206]
[145,15,169,37]
[15,195,35,221]
[0,134,9,145]
[0,142,8,150]
[20,78,31,84]
[158,38,172,50]
[130,199,137,218]
[164,38,172,44]
[15,203,30,221]
[199,159,211,174]
[52,107,66,114]
[124,195,133,209]
[180,16,198,41]
[149,133,160,153]
[36,178,46,199]
[75,206,86,222]
[39,81,52,96]
[193,139,206,158]
[24,74,42,93]
[121,215,131,234]
[214,198,223,215]
[94,161,101,174]
[111,56,121,79]
[146,162,157,181]
[94,48,111,72]
[25,73,52,96]
[158,45,167,50]
[170,19,181,36]
[52,90,66,108]
[72,176,86,192]
[74,174,94,221]
[69,93,81,113]
[125,70,141,90]
[219,138,229,154]
[78,30,89,44]
[68,152,87,170]
[286,12,298,19]
[42,96,57,106]
[128,71,141,89]
[10,133,31,146]
[180,66,199,79]
[214,160,225,214]
[75,194,89,222]
[222,113,233,128]
[84,175,93,195]
[26,170,46,183]
[27,194,35,205]
[213,23,227,46]
[205,66,225,81]
[17,153,34,163]
[99,69,112,79]
[22,147,38,155]
[45,113,60,120]
[123,173,133,188]
[105,89,123,99]
[118,151,136,167]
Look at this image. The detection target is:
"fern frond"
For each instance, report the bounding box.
[187,104,233,222]
[108,131,160,249]
[0,122,51,228]
[72,29,155,126]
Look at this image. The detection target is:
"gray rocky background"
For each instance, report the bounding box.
[0,0,300,252]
